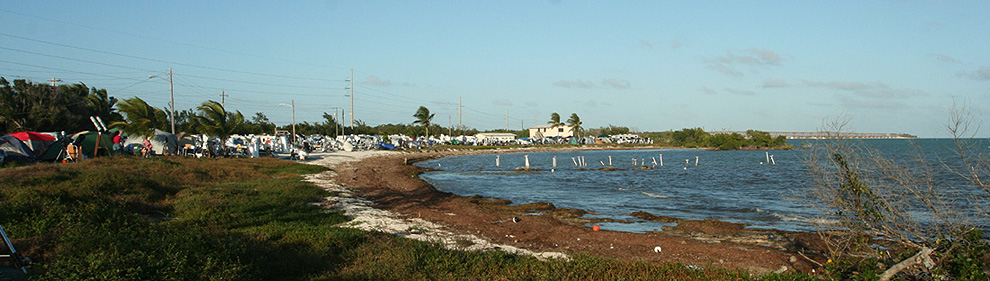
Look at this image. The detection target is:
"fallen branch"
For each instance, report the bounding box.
[879,247,935,281]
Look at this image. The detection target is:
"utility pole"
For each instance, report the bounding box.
[49,77,61,87]
[505,109,509,132]
[291,100,296,143]
[168,68,174,134]
[220,91,228,108]
[330,106,342,136]
[150,69,175,134]
[448,115,452,136]
[349,69,354,129]
[458,96,462,136]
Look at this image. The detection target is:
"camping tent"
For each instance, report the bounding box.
[0,135,37,163]
[71,131,114,158]
[9,131,56,156]
[122,129,178,155]
[39,137,72,162]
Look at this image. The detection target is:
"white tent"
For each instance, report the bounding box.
[122,129,178,155]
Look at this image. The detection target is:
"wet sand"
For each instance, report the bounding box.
[302,149,828,275]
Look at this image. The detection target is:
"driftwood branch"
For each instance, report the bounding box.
[879,247,935,281]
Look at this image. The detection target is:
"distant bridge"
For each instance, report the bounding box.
[709,131,917,139]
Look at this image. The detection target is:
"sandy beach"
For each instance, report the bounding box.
[300,149,826,275]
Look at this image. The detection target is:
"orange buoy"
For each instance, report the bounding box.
[592,225,601,231]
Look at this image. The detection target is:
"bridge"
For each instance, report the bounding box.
[708,131,917,139]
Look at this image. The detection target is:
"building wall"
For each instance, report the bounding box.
[528,125,574,138]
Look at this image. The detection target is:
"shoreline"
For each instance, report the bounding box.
[301,148,826,275]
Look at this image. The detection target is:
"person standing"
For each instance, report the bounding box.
[112,131,123,154]
[142,137,153,158]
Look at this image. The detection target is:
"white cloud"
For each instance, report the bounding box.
[552,79,597,89]
[724,88,756,96]
[702,86,717,95]
[957,66,990,81]
[803,80,887,91]
[583,100,598,107]
[639,39,654,48]
[838,95,906,109]
[706,63,743,76]
[492,99,513,106]
[670,40,688,49]
[525,101,538,107]
[932,53,961,64]
[601,78,631,89]
[552,78,631,89]
[363,76,392,86]
[704,48,785,76]
[762,78,790,88]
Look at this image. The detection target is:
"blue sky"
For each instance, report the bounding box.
[1,1,988,137]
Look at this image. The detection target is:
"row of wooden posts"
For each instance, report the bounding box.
[494,152,777,169]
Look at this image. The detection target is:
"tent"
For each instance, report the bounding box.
[122,129,178,155]
[71,131,114,158]
[39,137,72,162]
[9,131,56,156]
[0,135,37,163]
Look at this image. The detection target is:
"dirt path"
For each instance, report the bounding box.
[303,149,825,275]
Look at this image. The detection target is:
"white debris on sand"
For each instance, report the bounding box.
[302,151,568,261]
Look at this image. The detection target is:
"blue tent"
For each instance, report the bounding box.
[0,135,37,163]
[377,142,395,150]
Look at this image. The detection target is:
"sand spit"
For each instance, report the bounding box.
[302,151,568,261]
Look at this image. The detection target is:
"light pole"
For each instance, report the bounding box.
[149,68,175,134]
[279,100,296,144]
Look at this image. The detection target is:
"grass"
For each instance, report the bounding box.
[0,156,819,280]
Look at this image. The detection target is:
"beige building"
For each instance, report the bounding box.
[529,125,574,139]
[475,132,517,142]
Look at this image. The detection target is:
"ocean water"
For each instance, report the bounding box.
[416,139,989,233]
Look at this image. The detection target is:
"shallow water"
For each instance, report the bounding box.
[416,139,989,233]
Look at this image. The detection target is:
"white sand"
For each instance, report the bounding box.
[302,151,568,260]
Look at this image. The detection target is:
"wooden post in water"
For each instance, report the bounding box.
[552,156,557,168]
[770,155,776,165]
[652,157,658,167]
[572,157,578,167]
[695,156,699,166]
[496,155,500,167]
[659,153,663,166]
[632,158,636,166]
[765,151,770,165]
[524,155,530,168]
[609,156,613,166]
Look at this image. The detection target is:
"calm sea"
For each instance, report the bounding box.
[416,139,989,233]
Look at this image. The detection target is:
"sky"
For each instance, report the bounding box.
[1,1,989,138]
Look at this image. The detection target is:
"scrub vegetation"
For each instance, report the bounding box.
[0,156,816,280]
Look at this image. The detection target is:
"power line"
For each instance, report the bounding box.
[0,45,345,91]
[0,11,348,71]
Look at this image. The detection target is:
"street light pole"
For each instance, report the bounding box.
[149,68,175,134]
[279,101,296,144]
[169,68,174,134]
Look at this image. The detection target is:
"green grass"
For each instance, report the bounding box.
[0,156,818,280]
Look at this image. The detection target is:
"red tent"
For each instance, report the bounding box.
[9,131,57,156]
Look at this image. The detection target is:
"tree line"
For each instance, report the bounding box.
[2,77,786,150]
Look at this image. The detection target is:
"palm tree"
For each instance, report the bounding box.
[547,112,563,127]
[111,97,168,137]
[191,100,244,146]
[86,88,123,124]
[412,106,435,137]
[566,113,583,137]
